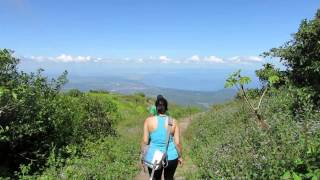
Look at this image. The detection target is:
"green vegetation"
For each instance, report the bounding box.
[0,50,199,179]
[263,9,320,106]
[1,7,319,180]
[187,88,320,179]
[186,9,320,179]
[38,93,198,179]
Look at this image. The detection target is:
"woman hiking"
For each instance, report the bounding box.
[141,95,182,180]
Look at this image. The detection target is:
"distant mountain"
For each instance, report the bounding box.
[63,75,237,108]
[143,88,236,108]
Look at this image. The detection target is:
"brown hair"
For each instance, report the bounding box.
[155,96,168,114]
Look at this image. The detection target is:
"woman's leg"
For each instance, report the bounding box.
[148,167,163,180]
[163,159,179,180]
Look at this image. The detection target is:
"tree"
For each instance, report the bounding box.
[225,70,279,129]
[0,49,19,89]
[0,49,119,177]
[0,49,69,175]
[263,9,320,105]
[255,63,285,88]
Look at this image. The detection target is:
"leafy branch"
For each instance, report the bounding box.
[225,70,280,129]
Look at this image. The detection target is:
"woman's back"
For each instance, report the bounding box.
[147,115,179,161]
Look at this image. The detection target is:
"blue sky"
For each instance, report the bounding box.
[0,0,319,90]
[1,0,319,58]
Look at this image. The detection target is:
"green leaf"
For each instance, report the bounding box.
[224,79,236,88]
[0,86,5,96]
[239,76,251,85]
[12,91,17,99]
[224,69,243,88]
[282,171,291,179]
[294,158,304,165]
[268,75,280,84]
[292,172,302,180]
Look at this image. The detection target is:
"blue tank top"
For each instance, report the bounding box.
[146,115,179,161]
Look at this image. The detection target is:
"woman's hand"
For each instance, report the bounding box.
[178,157,183,166]
[139,151,147,172]
[140,160,147,173]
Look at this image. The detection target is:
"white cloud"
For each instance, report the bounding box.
[187,55,224,64]
[247,56,264,62]
[56,54,92,63]
[137,58,144,63]
[159,56,171,64]
[76,55,92,62]
[26,54,264,65]
[228,56,264,64]
[189,55,201,62]
[30,56,46,62]
[29,54,95,63]
[204,56,224,63]
[56,54,73,62]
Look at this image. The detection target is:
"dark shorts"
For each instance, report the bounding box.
[148,158,178,180]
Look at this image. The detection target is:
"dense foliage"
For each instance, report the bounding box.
[0,50,199,179]
[255,63,285,88]
[187,88,320,179]
[0,49,119,178]
[187,9,320,179]
[264,9,320,106]
[35,91,199,179]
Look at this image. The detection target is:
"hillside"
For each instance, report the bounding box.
[184,89,320,179]
[63,75,236,108]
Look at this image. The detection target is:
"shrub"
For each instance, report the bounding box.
[264,9,320,106]
[38,136,139,180]
[65,89,83,97]
[0,49,118,177]
[187,87,320,179]
[89,89,110,94]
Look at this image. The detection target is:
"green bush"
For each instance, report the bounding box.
[187,87,320,179]
[64,89,83,97]
[38,136,139,180]
[255,63,286,88]
[0,49,19,89]
[0,49,118,177]
[134,92,146,98]
[169,104,200,119]
[89,89,110,94]
[264,9,320,106]
[0,67,69,176]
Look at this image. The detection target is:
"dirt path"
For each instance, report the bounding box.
[135,113,203,180]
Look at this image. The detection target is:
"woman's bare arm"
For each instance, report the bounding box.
[141,117,150,153]
[173,119,182,158]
